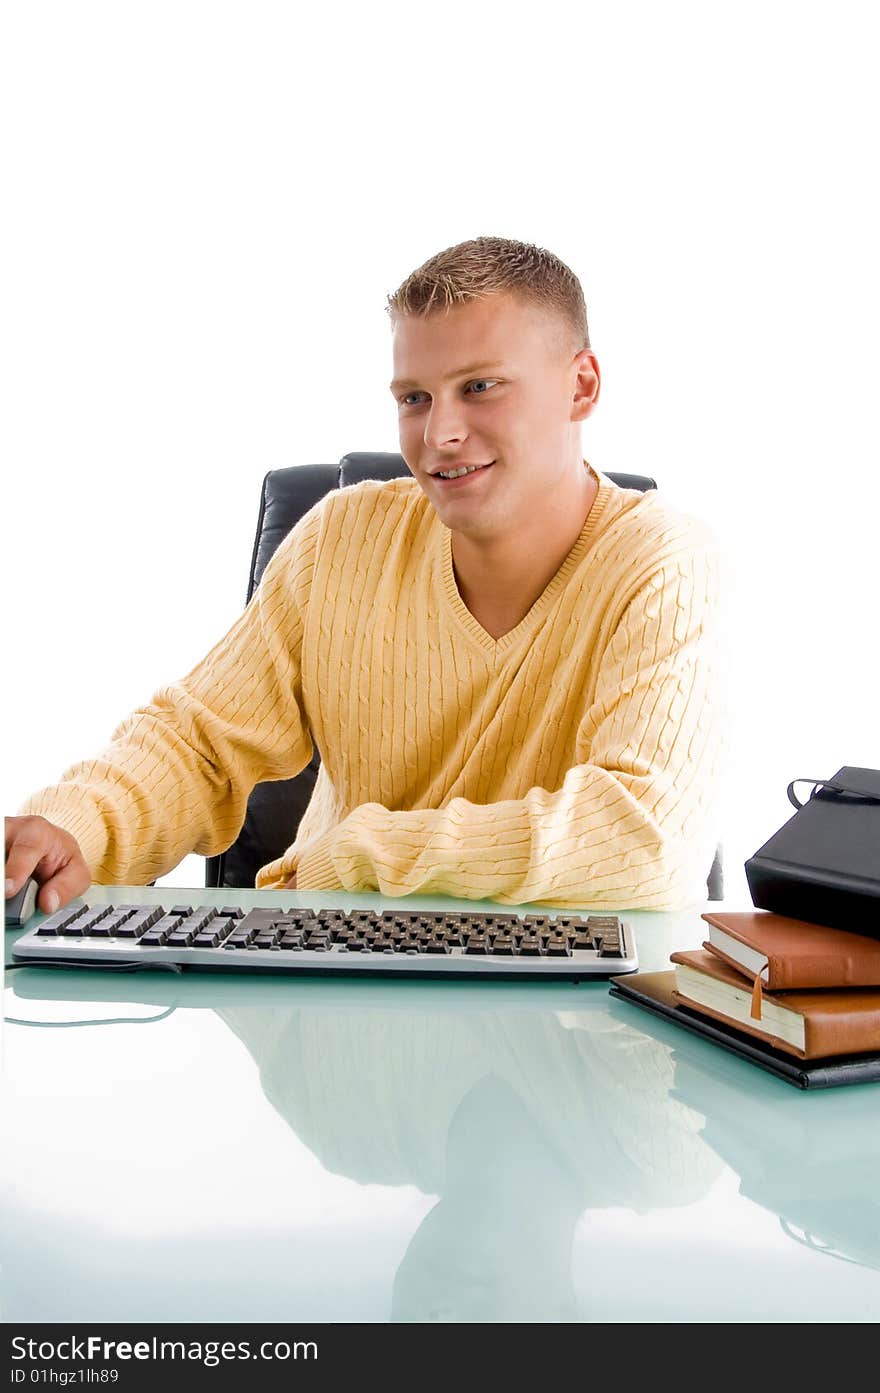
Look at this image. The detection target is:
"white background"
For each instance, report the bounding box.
[2,0,878,899]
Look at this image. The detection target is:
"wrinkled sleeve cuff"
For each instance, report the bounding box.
[294,835,344,890]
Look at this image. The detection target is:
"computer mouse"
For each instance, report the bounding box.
[4,876,39,928]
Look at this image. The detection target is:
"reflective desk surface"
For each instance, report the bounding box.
[4,886,880,1324]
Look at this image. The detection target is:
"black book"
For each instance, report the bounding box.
[608,970,880,1089]
[745,765,880,937]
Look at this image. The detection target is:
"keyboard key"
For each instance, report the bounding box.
[219,907,244,918]
[235,909,277,931]
[490,935,516,955]
[465,936,489,954]
[34,903,89,935]
[524,916,553,932]
[350,911,380,929]
[546,940,572,957]
[587,914,621,931]
[140,929,170,946]
[599,937,623,958]
[70,906,116,935]
[120,907,165,937]
[317,910,347,929]
[519,936,544,956]
[98,909,138,936]
[176,908,217,934]
[114,922,150,939]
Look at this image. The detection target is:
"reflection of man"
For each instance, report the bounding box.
[392,1074,584,1322]
[7,235,722,913]
[671,1054,880,1275]
[217,993,720,1322]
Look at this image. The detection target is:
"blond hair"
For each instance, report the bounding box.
[386,236,590,354]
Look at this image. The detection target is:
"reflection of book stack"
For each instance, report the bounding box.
[609,911,880,1087]
[669,1050,880,1276]
[671,912,880,1061]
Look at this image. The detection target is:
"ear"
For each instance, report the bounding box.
[571,351,601,423]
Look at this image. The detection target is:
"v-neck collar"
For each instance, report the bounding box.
[435,464,615,658]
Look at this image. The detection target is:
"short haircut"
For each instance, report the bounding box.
[386,236,591,355]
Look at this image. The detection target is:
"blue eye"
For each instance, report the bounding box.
[398,380,498,407]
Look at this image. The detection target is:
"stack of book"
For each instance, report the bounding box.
[610,911,880,1087]
[671,911,880,1064]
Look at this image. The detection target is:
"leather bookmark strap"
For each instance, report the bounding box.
[750,973,764,1020]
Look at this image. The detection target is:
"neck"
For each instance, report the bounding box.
[451,461,599,640]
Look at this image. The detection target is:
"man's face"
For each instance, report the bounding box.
[390,292,599,540]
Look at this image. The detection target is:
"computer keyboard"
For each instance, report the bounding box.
[11,899,637,979]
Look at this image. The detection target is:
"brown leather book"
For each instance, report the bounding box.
[670,948,880,1061]
[701,910,880,990]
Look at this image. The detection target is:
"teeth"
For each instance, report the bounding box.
[436,463,487,479]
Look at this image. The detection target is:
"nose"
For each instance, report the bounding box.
[422,395,467,450]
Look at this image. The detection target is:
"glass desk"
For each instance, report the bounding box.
[4,886,879,1323]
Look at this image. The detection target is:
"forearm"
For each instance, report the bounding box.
[20,690,306,884]
[288,752,716,908]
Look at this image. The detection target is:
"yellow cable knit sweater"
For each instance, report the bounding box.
[20,468,724,908]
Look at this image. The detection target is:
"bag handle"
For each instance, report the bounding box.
[787,776,880,810]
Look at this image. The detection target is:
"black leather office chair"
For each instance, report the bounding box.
[205,452,723,899]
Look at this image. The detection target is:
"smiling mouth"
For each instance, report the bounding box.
[433,461,494,481]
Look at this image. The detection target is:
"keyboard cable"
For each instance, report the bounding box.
[3,957,183,1028]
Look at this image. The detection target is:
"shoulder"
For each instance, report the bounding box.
[591,470,720,577]
[258,475,430,581]
[322,474,426,520]
[309,475,432,546]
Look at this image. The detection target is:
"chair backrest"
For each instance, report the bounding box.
[205,454,721,898]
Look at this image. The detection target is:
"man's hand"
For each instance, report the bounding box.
[285,871,297,889]
[4,815,91,914]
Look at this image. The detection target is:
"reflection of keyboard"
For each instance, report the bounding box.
[12,901,637,979]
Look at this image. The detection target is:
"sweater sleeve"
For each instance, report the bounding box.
[274,539,725,909]
[18,516,319,885]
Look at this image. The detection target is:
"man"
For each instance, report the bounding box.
[5,236,723,913]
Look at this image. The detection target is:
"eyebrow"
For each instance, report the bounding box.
[389,361,507,393]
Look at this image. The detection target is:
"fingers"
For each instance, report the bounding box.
[5,816,54,893]
[4,815,90,913]
[36,859,92,914]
